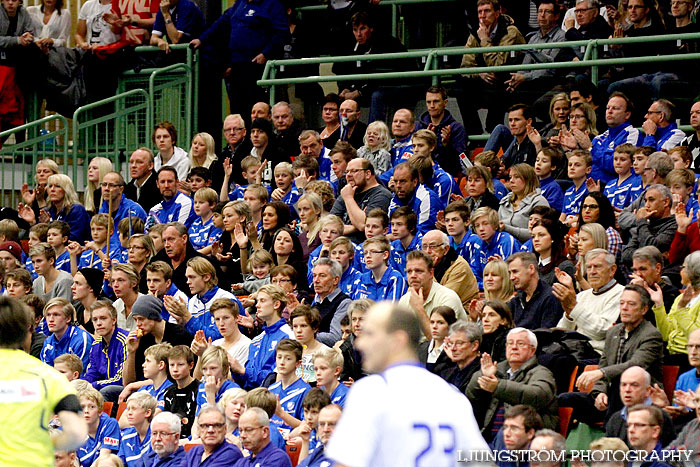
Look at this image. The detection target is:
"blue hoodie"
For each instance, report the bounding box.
[590,122,641,184]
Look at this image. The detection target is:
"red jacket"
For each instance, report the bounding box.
[669,221,700,264]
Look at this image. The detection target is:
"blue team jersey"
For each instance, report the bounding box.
[390,233,423,275]
[629,178,646,203]
[147,192,197,230]
[590,122,641,184]
[78,242,122,270]
[469,231,521,289]
[356,266,407,302]
[41,325,94,375]
[188,216,223,250]
[140,379,173,409]
[604,174,640,209]
[520,238,533,252]
[388,184,444,235]
[493,179,508,200]
[338,266,362,299]
[390,135,413,167]
[25,256,37,280]
[118,427,151,467]
[195,379,239,415]
[539,176,564,212]
[55,249,71,273]
[328,382,349,407]
[431,163,458,207]
[281,182,301,210]
[78,413,120,467]
[269,377,311,436]
[562,183,588,221]
[242,319,294,389]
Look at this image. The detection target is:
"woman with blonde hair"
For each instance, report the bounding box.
[498,164,549,243]
[19,173,91,243]
[189,132,217,169]
[541,92,571,141]
[558,102,598,152]
[219,387,248,441]
[357,121,391,174]
[20,158,60,216]
[483,259,515,302]
[84,157,113,214]
[568,222,608,291]
[296,192,323,261]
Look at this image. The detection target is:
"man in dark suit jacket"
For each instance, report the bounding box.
[562,284,664,425]
[124,148,162,212]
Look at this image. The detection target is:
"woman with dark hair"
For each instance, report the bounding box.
[319,93,342,149]
[271,227,309,290]
[574,191,622,258]
[480,300,513,364]
[464,165,500,212]
[417,306,457,372]
[532,218,575,287]
[27,0,70,51]
[260,201,291,252]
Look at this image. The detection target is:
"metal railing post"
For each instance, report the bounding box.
[591,41,599,85]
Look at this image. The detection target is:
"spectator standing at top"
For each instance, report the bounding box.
[190,0,289,117]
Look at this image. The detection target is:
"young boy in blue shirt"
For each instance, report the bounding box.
[268,339,311,438]
[535,148,564,212]
[329,237,362,297]
[313,348,349,407]
[389,206,422,274]
[444,200,478,261]
[118,391,156,466]
[47,220,72,273]
[469,207,520,289]
[667,168,699,222]
[70,214,119,273]
[188,187,223,255]
[78,386,121,467]
[561,150,592,226]
[288,388,331,456]
[603,143,638,209]
[357,236,407,301]
[224,155,263,201]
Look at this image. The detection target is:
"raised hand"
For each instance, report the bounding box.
[233,222,248,248]
[642,282,664,308]
[675,202,692,233]
[17,202,36,224]
[480,353,497,378]
[585,177,600,193]
[21,184,36,205]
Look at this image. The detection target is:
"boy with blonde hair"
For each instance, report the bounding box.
[313,348,348,407]
[118,392,157,466]
[224,155,263,201]
[77,386,121,467]
[188,187,223,255]
[232,249,273,294]
[54,353,83,381]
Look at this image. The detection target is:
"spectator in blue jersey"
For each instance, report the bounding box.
[148,167,197,230]
[231,284,294,389]
[469,207,521,290]
[443,201,477,261]
[194,346,240,416]
[223,155,262,202]
[306,215,347,287]
[590,93,642,184]
[149,0,204,52]
[388,162,443,235]
[71,214,119,272]
[165,256,242,341]
[416,86,467,175]
[357,236,407,302]
[409,130,458,207]
[19,174,91,244]
[119,392,156,466]
[83,300,129,401]
[141,411,186,467]
[236,408,291,467]
[185,406,243,466]
[267,339,311,435]
[561,150,592,226]
[77,387,121,466]
[299,130,334,183]
[474,150,509,201]
[641,99,685,152]
[297,404,342,467]
[534,148,564,212]
[389,108,415,167]
[310,258,351,346]
[99,172,148,246]
[499,163,550,244]
[596,143,639,210]
[41,297,93,373]
[506,252,564,330]
[667,169,699,223]
[125,343,174,415]
[47,221,72,274]
[313,347,349,407]
[188,188,223,255]
[464,166,500,213]
[271,162,301,214]
[389,207,422,274]
[329,237,362,298]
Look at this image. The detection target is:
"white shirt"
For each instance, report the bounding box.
[398,281,468,322]
[154,146,191,181]
[115,293,145,332]
[212,335,251,367]
[326,362,491,467]
[78,0,120,45]
[26,6,71,47]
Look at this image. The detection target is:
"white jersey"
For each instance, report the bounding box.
[326,362,491,467]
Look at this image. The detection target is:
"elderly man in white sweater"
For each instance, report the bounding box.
[552,249,625,354]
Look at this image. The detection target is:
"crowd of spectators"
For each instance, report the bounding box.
[4,0,700,465]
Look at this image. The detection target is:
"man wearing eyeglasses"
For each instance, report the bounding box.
[466,327,559,439]
[626,405,671,466]
[434,321,482,394]
[142,411,186,466]
[565,0,612,49]
[99,171,148,246]
[183,406,243,466]
[210,114,252,192]
[236,407,291,467]
[641,100,686,152]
